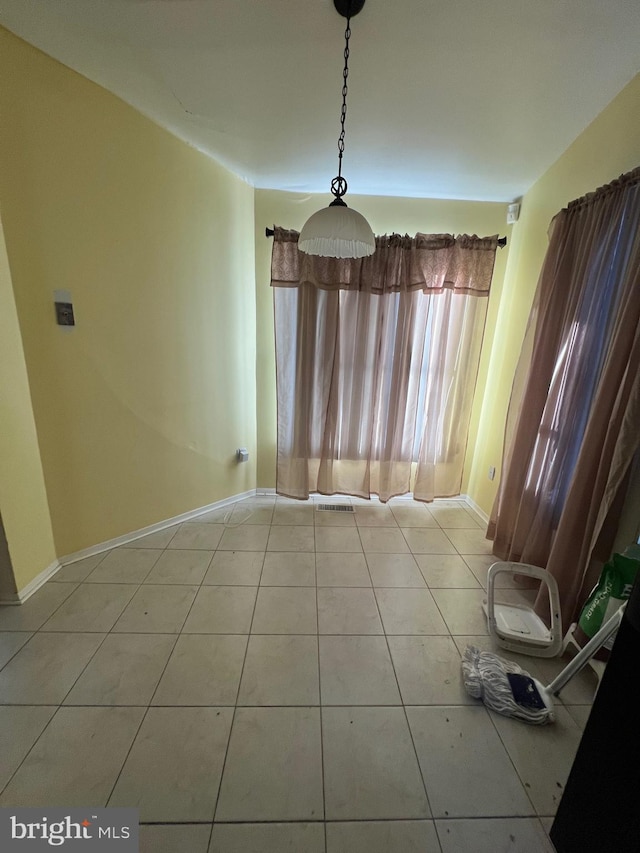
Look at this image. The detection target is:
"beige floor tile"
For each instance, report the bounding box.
[464,554,539,589]
[220,525,271,551]
[407,706,533,818]
[354,505,398,527]
[451,634,511,658]
[539,816,554,834]
[417,554,481,588]
[564,704,592,730]
[55,553,107,582]
[322,706,430,820]
[140,824,212,853]
[216,707,324,821]
[358,527,408,553]
[210,822,324,853]
[42,583,138,632]
[316,553,371,586]
[144,549,212,585]
[197,507,233,523]
[388,636,473,705]
[267,525,315,552]
[168,523,224,550]
[272,504,315,525]
[182,586,257,634]
[252,587,318,634]
[152,634,247,705]
[443,528,493,555]
[0,706,57,790]
[0,631,33,669]
[0,706,144,807]
[315,527,363,553]
[110,707,233,821]
[428,505,483,529]
[436,818,554,853]
[260,552,316,586]
[524,649,598,706]
[490,706,583,815]
[204,551,264,585]
[319,636,401,705]
[0,632,104,704]
[112,585,198,633]
[326,820,441,853]
[64,633,177,706]
[227,505,274,525]
[401,528,457,554]
[375,588,449,635]
[317,588,383,635]
[430,588,489,635]
[238,635,319,706]
[366,553,425,587]
[390,505,439,528]
[127,527,179,549]
[0,582,77,631]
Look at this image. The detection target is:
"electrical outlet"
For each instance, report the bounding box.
[488,466,496,481]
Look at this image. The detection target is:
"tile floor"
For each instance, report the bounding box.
[0,495,597,852]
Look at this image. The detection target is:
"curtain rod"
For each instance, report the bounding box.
[265,227,507,247]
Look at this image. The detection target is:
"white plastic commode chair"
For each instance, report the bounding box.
[482,561,563,658]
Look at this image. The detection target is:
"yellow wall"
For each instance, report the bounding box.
[0,28,257,563]
[0,214,57,594]
[255,190,511,490]
[468,73,640,515]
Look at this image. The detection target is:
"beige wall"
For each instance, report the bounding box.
[0,28,257,567]
[255,190,511,491]
[0,214,57,594]
[468,72,640,515]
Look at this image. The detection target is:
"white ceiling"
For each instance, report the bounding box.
[1,0,639,202]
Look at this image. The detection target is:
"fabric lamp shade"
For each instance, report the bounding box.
[298,203,376,259]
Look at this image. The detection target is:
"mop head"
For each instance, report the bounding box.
[462,645,554,725]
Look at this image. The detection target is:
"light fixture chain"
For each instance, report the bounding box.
[336,16,351,183]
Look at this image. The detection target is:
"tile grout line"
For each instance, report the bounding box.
[313,515,329,850]
[103,517,228,814]
[1,496,579,831]
[368,565,437,824]
[210,525,267,826]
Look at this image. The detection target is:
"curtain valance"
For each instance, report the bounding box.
[270,226,499,295]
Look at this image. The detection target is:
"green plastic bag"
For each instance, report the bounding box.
[578,553,640,646]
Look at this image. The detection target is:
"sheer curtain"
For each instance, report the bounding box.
[488,167,640,626]
[271,229,499,502]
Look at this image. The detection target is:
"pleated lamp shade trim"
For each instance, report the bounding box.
[298,204,376,258]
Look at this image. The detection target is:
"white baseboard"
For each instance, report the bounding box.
[460,494,490,526]
[59,489,257,567]
[9,489,257,603]
[5,487,489,605]
[1,558,62,605]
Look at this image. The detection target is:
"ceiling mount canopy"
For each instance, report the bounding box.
[298,0,376,259]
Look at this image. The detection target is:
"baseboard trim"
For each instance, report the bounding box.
[10,489,257,603]
[9,488,488,604]
[460,493,490,526]
[1,558,62,605]
[58,489,257,568]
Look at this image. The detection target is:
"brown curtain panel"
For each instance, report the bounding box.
[271,228,499,502]
[488,167,640,627]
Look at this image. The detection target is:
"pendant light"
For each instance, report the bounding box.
[298,0,376,259]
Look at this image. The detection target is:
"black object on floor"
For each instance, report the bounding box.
[550,573,640,852]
